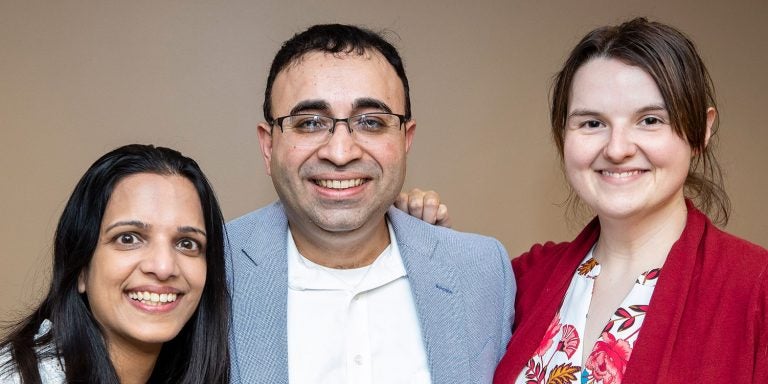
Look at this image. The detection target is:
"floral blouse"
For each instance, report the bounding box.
[515,249,661,384]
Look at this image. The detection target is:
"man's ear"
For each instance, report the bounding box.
[257,122,274,176]
[404,120,416,153]
[704,107,717,147]
[77,269,87,294]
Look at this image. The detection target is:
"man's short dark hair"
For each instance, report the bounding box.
[263,24,411,122]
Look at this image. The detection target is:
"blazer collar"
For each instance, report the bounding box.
[388,207,471,382]
[231,202,290,383]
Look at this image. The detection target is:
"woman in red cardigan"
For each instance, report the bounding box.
[493,18,768,383]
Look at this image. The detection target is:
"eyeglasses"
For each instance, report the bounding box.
[270,112,407,147]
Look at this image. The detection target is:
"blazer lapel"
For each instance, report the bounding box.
[229,203,289,383]
[389,208,470,383]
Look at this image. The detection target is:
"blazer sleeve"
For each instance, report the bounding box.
[497,239,516,354]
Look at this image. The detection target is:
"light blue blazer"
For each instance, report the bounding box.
[225,201,515,383]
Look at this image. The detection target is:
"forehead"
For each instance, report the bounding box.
[569,58,664,111]
[104,173,203,224]
[270,50,406,116]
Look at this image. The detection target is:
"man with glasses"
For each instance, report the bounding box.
[226,24,515,383]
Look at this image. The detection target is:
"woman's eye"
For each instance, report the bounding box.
[117,233,139,245]
[581,120,602,129]
[177,238,201,252]
[641,116,662,125]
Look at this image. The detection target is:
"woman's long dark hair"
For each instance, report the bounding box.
[0,144,230,383]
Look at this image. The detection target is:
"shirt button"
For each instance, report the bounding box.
[354,354,363,366]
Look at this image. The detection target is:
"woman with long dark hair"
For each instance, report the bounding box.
[0,144,230,383]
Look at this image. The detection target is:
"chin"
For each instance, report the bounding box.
[318,219,367,233]
[594,202,649,220]
[134,332,182,345]
[313,210,375,232]
[132,324,186,344]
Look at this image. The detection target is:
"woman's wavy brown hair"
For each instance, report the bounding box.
[550,17,730,226]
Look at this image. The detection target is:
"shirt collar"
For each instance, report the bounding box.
[287,220,407,292]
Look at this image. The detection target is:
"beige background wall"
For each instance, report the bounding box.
[1,1,766,320]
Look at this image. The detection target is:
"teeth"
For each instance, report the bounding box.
[128,291,178,306]
[601,170,642,178]
[315,178,365,189]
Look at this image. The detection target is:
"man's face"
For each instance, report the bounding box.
[258,50,415,235]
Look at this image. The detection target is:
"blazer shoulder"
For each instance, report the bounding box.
[389,207,509,266]
[226,202,285,242]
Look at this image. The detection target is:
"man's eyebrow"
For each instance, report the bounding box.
[352,98,392,113]
[104,220,148,232]
[289,100,331,115]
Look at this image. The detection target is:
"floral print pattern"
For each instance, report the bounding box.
[515,250,661,384]
[584,332,631,384]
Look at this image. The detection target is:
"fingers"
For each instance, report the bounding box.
[406,188,426,221]
[395,191,415,213]
[419,190,440,225]
[396,188,451,228]
[435,203,452,228]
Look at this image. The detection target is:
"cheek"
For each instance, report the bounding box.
[184,258,208,294]
[648,144,692,180]
[274,146,313,175]
[644,133,692,164]
[83,252,125,291]
[562,142,584,177]
[563,133,601,169]
[374,142,405,169]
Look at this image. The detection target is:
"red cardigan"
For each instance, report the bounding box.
[494,202,768,383]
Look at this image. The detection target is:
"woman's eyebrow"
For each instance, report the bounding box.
[567,109,601,119]
[636,104,668,114]
[104,220,148,232]
[178,226,207,237]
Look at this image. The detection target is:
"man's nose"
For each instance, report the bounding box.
[316,121,364,165]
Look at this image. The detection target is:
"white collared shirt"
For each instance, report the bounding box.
[287,221,432,384]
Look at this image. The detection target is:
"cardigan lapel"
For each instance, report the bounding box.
[623,201,706,383]
[388,208,471,383]
[495,218,600,383]
[230,203,289,383]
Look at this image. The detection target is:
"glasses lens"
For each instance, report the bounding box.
[351,113,401,135]
[281,115,332,146]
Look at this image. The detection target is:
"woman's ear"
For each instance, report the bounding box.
[704,107,717,148]
[77,269,87,293]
